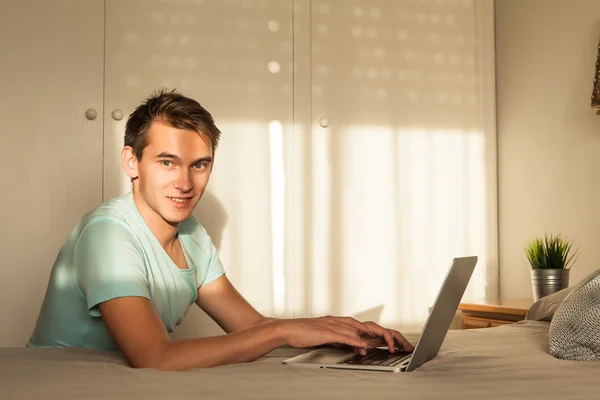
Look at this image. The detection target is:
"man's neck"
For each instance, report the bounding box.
[132,190,179,249]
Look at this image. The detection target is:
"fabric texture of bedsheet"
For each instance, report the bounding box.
[2,321,599,399]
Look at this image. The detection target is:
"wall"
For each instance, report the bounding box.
[496,0,600,299]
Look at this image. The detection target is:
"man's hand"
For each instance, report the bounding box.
[274,316,371,353]
[274,316,413,356]
[357,321,414,354]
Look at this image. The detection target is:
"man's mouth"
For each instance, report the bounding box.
[167,196,194,205]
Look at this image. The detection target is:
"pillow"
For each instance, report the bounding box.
[525,286,574,322]
[548,268,600,360]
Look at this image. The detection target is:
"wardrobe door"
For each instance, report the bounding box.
[307,0,495,330]
[104,0,294,337]
[0,0,104,345]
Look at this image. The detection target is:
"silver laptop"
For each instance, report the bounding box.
[283,256,478,373]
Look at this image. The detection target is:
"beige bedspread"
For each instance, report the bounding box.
[1,321,598,399]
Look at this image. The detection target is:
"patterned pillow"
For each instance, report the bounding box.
[548,268,600,360]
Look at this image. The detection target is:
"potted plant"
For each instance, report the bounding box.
[524,233,579,301]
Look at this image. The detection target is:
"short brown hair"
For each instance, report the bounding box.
[125,88,221,160]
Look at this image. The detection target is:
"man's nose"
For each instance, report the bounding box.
[174,170,193,192]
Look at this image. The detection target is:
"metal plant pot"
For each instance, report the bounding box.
[530,269,570,302]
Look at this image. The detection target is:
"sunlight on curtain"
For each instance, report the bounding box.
[310,123,333,316]
[294,125,491,330]
[268,120,286,316]
[207,121,494,331]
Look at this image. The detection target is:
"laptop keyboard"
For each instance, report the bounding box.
[338,348,411,367]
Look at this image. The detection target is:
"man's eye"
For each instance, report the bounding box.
[193,163,207,170]
[161,160,173,166]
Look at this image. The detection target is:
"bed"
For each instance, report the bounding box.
[2,320,599,399]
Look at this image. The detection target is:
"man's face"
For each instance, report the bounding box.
[134,121,213,226]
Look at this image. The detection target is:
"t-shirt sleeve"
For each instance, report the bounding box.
[74,219,150,317]
[198,236,225,288]
[182,219,226,288]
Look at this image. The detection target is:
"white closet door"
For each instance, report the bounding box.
[0,0,104,346]
[104,0,294,337]
[307,0,496,330]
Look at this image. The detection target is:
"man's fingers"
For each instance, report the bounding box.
[391,330,414,352]
[353,346,368,356]
[326,331,366,350]
[317,317,373,346]
[382,329,395,352]
[312,320,369,352]
[312,317,413,354]
[318,319,368,350]
[363,322,396,352]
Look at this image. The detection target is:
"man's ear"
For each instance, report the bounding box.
[121,146,139,180]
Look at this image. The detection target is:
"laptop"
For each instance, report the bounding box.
[283,256,478,373]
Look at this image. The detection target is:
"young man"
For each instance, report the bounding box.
[28,89,413,370]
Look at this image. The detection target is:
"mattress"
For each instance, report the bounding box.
[2,321,598,399]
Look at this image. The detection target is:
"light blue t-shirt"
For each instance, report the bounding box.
[27,191,225,351]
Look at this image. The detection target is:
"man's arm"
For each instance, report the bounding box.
[98,295,371,371]
[99,296,282,371]
[194,275,273,333]
[194,275,413,353]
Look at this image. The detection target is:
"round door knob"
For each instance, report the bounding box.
[111,109,124,121]
[85,108,97,120]
[319,117,329,128]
